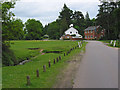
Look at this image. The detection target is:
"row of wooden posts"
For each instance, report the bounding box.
[26,41,83,86]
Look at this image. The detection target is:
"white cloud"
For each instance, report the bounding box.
[11,0,100,26]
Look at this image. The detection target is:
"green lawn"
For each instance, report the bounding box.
[2,40,87,88]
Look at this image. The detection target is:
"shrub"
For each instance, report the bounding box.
[2,43,17,66]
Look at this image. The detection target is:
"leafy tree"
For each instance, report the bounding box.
[1,1,17,66]
[9,19,24,40]
[25,19,43,40]
[96,0,120,39]
[47,21,60,39]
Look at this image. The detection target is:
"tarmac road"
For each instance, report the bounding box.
[73,41,118,88]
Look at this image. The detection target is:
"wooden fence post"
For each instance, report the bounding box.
[64,53,65,56]
[54,59,55,64]
[43,65,46,72]
[26,76,30,86]
[59,56,61,60]
[57,57,59,62]
[36,69,39,77]
[48,60,51,68]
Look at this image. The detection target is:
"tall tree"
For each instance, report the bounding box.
[9,19,24,40]
[72,11,85,36]
[47,21,60,39]
[96,0,120,39]
[58,4,73,34]
[85,12,92,27]
[1,1,17,66]
[25,19,43,40]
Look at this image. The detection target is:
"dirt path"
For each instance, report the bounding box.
[73,41,118,88]
[53,50,85,88]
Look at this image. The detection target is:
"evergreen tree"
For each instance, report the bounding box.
[85,12,92,27]
[96,0,120,39]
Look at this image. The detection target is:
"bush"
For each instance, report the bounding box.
[2,43,17,66]
[63,38,70,40]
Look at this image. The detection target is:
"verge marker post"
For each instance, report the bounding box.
[110,40,113,45]
[113,40,116,47]
[57,57,59,62]
[64,53,65,56]
[48,60,51,68]
[36,69,39,77]
[54,59,55,64]
[59,56,61,60]
[43,65,46,72]
[26,76,30,86]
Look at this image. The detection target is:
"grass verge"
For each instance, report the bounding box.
[99,40,120,48]
[2,40,87,88]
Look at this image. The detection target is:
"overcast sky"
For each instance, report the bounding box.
[11,0,100,26]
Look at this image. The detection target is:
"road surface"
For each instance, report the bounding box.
[73,41,118,88]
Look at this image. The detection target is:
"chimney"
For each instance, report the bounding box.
[69,24,73,27]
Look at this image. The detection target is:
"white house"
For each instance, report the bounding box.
[60,24,83,40]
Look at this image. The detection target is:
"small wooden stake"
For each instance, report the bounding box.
[26,76,30,86]
[64,53,65,56]
[66,52,68,55]
[54,59,55,64]
[57,57,59,62]
[43,65,46,72]
[36,69,39,77]
[59,56,61,60]
[48,60,51,68]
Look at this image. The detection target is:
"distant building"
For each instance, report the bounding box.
[84,26,105,40]
[60,24,83,40]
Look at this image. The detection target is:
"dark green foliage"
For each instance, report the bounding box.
[1,1,18,66]
[2,42,17,66]
[25,19,43,40]
[9,19,24,40]
[85,12,93,27]
[46,21,60,39]
[59,4,73,26]
[72,11,85,36]
[96,1,120,39]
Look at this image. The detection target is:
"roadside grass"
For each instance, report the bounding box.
[99,40,120,48]
[0,68,2,89]
[2,40,87,88]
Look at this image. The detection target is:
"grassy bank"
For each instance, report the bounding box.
[2,40,87,88]
[99,40,120,48]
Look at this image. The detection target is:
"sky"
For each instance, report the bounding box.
[11,0,101,26]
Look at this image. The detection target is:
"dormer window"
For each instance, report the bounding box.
[76,32,77,34]
[70,32,72,34]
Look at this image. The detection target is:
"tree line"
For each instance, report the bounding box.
[96,0,120,40]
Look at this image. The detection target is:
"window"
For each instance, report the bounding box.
[67,36,69,38]
[85,36,87,38]
[88,31,89,33]
[91,35,93,38]
[76,32,77,34]
[91,30,93,33]
[85,31,87,33]
[70,32,72,34]
[88,36,89,38]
